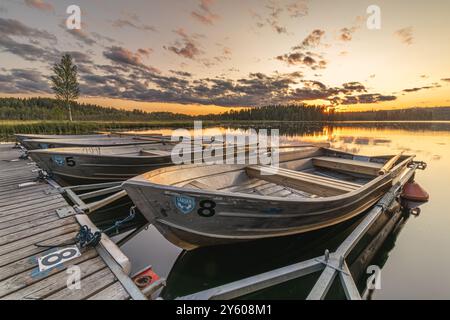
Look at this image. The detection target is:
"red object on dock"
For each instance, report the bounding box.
[401,182,429,202]
[132,267,160,289]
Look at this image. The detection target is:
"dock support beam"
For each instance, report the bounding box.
[307,164,417,300]
[179,258,323,300]
[61,182,128,214]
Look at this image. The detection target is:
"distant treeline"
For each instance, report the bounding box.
[208,105,329,121]
[1,97,450,122]
[213,105,450,121]
[0,97,192,121]
[331,107,450,121]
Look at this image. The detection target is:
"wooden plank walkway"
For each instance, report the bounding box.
[0,144,138,300]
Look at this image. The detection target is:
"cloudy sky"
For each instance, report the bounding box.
[0,0,449,114]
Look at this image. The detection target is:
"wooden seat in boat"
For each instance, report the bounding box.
[216,178,310,198]
[312,157,382,176]
[274,167,362,189]
[183,180,216,190]
[245,165,361,197]
[183,177,315,199]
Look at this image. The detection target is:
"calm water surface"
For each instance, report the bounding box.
[118,123,450,299]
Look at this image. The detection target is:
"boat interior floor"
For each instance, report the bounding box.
[177,156,382,199]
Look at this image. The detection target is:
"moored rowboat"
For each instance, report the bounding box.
[15,133,108,146]
[122,146,414,250]
[28,140,255,185]
[22,136,170,150]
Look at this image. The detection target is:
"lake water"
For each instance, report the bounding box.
[103,122,450,299]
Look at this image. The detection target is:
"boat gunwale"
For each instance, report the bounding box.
[23,139,165,149]
[28,143,240,159]
[29,145,175,159]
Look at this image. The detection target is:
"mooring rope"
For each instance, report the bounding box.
[101,206,137,235]
[34,206,137,249]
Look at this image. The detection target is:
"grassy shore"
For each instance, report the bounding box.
[2,119,449,142]
[0,120,213,141]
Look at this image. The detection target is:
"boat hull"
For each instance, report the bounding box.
[123,169,407,250]
[29,144,244,185]
[29,149,174,185]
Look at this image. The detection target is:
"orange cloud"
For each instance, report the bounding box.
[24,0,53,12]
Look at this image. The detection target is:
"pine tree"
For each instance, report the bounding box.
[50,54,80,121]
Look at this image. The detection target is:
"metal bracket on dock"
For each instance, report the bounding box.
[410,161,427,170]
[16,144,29,159]
[35,169,50,182]
[44,186,65,195]
[56,206,77,218]
[314,251,349,276]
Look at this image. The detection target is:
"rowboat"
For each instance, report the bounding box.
[15,132,164,144]
[15,133,108,146]
[28,140,252,185]
[22,136,170,150]
[123,146,414,250]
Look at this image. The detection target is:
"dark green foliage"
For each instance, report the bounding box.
[0,97,449,123]
[331,108,441,121]
[210,105,328,121]
[51,54,80,121]
[211,105,450,121]
[51,54,80,102]
[0,97,193,121]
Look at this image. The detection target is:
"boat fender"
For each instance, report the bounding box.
[401,182,429,202]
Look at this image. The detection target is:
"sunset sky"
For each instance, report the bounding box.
[0,0,449,115]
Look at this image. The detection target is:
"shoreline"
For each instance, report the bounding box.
[1,119,450,141]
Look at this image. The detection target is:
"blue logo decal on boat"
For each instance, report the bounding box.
[51,155,65,167]
[39,143,49,149]
[174,195,196,214]
[262,207,283,214]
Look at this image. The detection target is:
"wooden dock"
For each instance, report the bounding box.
[0,144,143,300]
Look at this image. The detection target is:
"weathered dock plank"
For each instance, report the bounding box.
[1,253,102,299]
[0,232,79,268]
[0,144,142,300]
[88,281,130,300]
[0,200,67,224]
[46,268,116,300]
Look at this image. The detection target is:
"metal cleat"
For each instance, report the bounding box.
[56,206,77,218]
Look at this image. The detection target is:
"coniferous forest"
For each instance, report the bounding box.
[1,97,450,122]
